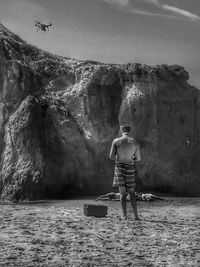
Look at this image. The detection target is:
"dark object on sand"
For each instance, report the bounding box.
[96,192,165,201]
[84,204,108,217]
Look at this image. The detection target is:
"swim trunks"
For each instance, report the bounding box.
[112,162,136,190]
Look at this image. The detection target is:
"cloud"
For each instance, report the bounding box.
[139,0,160,6]
[162,5,200,21]
[129,7,176,19]
[100,0,200,22]
[101,0,130,8]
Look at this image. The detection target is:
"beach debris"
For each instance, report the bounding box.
[96,192,166,201]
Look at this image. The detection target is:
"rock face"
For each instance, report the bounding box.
[0,24,200,201]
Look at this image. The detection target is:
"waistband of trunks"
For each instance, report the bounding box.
[115,162,135,167]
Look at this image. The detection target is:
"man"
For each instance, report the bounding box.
[109,124,141,220]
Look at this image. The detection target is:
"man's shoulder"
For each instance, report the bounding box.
[112,136,123,145]
[128,137,139,145]
[112,136,140,146]
[112,136,139,146]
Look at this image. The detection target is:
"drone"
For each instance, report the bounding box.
[34,21,52,32]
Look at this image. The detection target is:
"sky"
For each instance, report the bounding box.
[0,0,200,87]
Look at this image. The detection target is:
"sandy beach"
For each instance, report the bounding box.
[0,198,199,267]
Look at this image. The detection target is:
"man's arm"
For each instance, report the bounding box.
[134,145,141,162]
[109,140,117,161]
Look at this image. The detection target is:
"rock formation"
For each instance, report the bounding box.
[0,24,200,201]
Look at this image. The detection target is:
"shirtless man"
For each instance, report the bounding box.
[109,124,141,220]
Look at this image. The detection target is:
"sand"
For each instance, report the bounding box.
[0,198,199,267]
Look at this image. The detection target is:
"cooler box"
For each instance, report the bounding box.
[83,204,108,217]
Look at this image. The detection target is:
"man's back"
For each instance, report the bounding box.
[110,135,141,164]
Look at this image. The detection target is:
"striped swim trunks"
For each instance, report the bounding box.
[112,162,136,189]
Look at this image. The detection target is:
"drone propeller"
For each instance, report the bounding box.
[34,21,52,32]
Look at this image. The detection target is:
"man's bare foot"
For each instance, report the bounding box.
[122,215,127,220]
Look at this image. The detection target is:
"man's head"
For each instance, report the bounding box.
[120,124,131,134]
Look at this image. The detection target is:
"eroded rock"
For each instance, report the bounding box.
[0,23,200,201]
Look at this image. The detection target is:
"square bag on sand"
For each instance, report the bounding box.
[83,204,108,217]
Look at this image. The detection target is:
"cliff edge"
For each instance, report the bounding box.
[0,24,200,201]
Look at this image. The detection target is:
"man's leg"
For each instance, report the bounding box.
[118,186,128,219]
[128,187,140,220]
